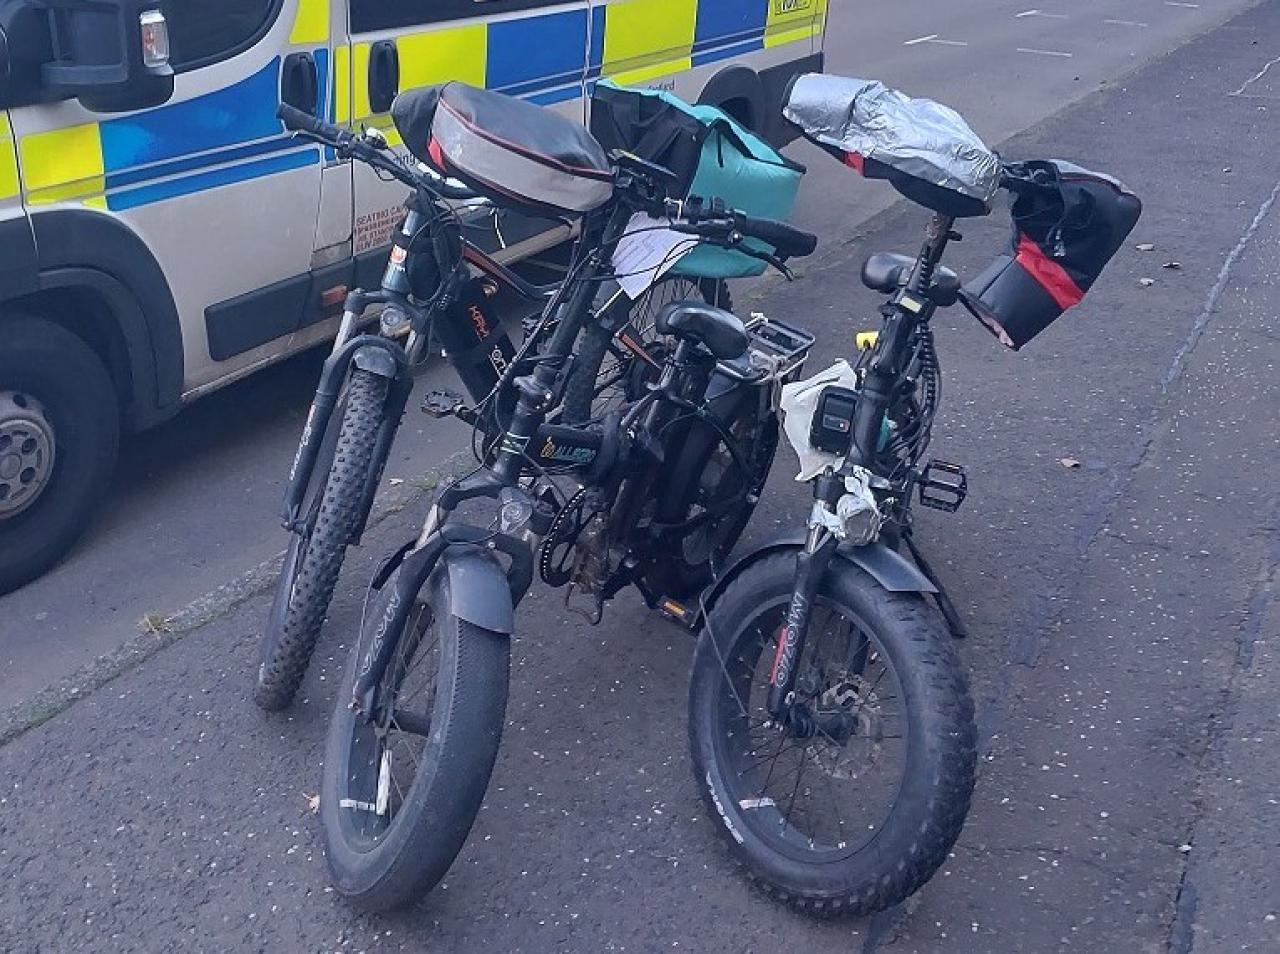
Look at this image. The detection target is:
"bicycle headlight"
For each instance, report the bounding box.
[835,466,882,545]
[836,492,880,545]
[379,304,411,338]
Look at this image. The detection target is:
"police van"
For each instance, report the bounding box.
[0,0,826,593]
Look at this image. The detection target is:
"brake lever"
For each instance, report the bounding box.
[764,252,794,281]
[722,230,794,280]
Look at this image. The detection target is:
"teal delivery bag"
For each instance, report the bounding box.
[590,81,805,278]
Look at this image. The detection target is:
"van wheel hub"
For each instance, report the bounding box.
[0,391,56,519]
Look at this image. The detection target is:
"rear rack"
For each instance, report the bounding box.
[717,312,815,382]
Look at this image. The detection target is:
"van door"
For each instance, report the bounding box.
[9,0,338,394]
[0,108,26,267]
[295,0,357,352]
[340,0,591,275]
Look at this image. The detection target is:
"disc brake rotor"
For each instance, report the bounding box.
[807,671,886,781]
[0,391,56,519]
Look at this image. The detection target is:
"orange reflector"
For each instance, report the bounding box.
[321,285,348,308]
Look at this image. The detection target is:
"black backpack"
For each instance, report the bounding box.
[962,159,1142,349]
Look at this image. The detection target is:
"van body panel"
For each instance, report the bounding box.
[2,0,826,409]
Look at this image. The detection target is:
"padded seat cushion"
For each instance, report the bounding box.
[655,301,748,360]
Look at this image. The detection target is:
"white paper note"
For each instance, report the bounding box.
[610,214,698,299]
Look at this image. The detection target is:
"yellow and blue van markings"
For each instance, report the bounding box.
[289,0,329,45]
[20,57,325,210]
[347,0,824,124]
[13,0,823,210]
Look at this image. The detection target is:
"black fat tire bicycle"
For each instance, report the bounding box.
[688,203,1003,909]
[254,272,727,712]
[253,106,733,712]
[271,92,820,910]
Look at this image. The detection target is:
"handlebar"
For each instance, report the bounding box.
[278,103,351,144]
[277,103,478,201]
[735,214,818,258]
[668,198,817,260]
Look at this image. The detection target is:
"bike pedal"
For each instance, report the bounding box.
[421,389,464,419]
[917,459,967,513]
[654,596,697,629]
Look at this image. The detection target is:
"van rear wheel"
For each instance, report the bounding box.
[0,314,120,595]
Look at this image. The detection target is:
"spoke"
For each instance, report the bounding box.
[782,742,812,833]
[388,708,432,738]
[753,747,809,791]
[396,635,442,707]
[388,761,407,812]
[818,752,850,843]
[735,739,812,777]
[389,731,421,774]
[755,725,790,797]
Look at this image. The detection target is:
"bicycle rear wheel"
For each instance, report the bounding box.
[562,277,730,424]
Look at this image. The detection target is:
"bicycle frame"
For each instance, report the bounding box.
[765,212,957,722]
[279,199,555,540]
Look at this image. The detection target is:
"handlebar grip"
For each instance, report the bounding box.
[277,103,348,144]
[736,215,818,259]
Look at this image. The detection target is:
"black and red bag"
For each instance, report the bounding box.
[961,160,1142,349]
[391,82,614,217]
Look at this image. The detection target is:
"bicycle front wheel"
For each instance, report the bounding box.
[689,552,977,915]
[254,368,390,711]
[320,564,510,911]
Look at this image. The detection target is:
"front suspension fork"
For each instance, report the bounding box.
[766,526,839,719]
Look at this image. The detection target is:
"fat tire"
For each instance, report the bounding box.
[688,552,977,916]
[254,369,389,711]
[0,314,119,594]
[321,568,510,911]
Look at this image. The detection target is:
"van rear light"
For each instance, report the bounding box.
[140,9,170,69]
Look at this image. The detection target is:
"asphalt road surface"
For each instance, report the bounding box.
[2,1,1279,951]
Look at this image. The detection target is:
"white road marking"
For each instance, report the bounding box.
[904,34,968,48]
[1017,47,1074,58]
[1230,54,1280,97]
[1165,1,1199,7]
[1104,19,1149,28]
[1016,9,1068,18]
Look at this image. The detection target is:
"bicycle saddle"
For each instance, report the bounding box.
[861,252,961,306]
[655,301,749,360]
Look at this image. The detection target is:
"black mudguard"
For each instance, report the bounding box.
[699,531,937,623]
[441,545,515,634]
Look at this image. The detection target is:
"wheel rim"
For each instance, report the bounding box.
[338,599,441,849]
[709,596,909,862]
[0,390,57,520]
[591,277,711,413]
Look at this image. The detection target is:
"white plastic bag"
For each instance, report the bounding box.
[778,360,860,480]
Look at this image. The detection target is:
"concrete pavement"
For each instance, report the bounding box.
[0,2,1277,949]
[0,0,1260,716]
